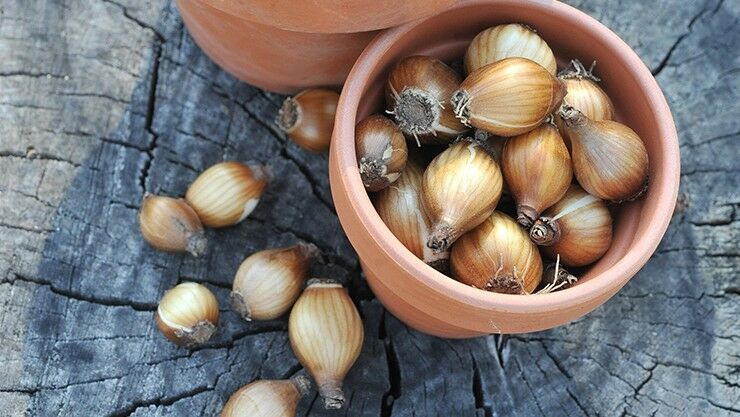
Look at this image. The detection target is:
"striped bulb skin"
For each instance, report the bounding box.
[530,185,613,267]
[464,23,557,75]
[288,279,364,410]
[186,161,270,228]
[422,138,503,253]
[373,161,449,270]
[220,376,310,417]
[451,211,543,294]
[452,57,566,137]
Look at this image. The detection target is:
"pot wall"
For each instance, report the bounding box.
[197,0,458,33]
[329,0,680,337]
[177,0,378,93]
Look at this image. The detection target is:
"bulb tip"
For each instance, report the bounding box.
[248,163,273,183]
[306,278,343,289]
[516,205,539,229]
[186,233,208,257]
[392,88,440,137]
[484,273,525,295]
[277,96,299,133]
[529,218,559,246]
[318,384,345,410]
[427,223,455,254]
[230,291,252,322]
[290,375,312,397]
[451,89,471,127]
[297,242,321,260]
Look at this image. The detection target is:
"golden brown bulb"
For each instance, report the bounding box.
[529,185,613,267]
[452,211,542,294]
[501,123,572,227]
[278,88,339,152]
[155,282,219,347]
[186,161,271,228]
[422,138,503,253]
[373,161,449,271]
[465,23,557,75]
[288,279,363,409]
[355,115,408,192]
[559,106,649,201]
[220,376,310,417]
[386,56,468,145]
[231,243,319,321]
[138,194,207,256]
[451,57,566,137]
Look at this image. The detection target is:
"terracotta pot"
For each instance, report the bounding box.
[176,0,378,93]
[198,0,459,33]
[329,0,680,337]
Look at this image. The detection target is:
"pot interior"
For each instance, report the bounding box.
[352,1,672,289]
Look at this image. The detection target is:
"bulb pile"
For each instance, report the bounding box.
[358,23,650,295]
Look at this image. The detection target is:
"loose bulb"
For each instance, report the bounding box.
[186,161,271,228]
[465,23,557,75]
[221,376,311,417]
[277,88,339,152]
[355,115,408,192]
[386,56,468,145]
[155,282,219,347]
[451,57,566,137]
[373,161,449,271]
[288,279,363,409]
[529,185,613,267]
[423,138,503,253]
[559,106,649,201]
[139,194,207,256]
[501,123,572,227]
[451,211,542,294]
[231,243,319,321]
[555,60,615,148]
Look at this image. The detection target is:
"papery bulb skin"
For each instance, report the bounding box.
[220,376,311,417]
[465,23,557,75]
[278,88,339,152]
[355,115,408,192]
[231,243,319,321]
[386,56,468,145]
[529,185,613,267]
[451,211,543,294]
[501,123,572,228]
[422,138,503,253]
[452,57,567,137]
[560,106,649,201]
[288,279,364,410]
[186,161,271,228]
[139,194,207,256]
[555,60,615,148]
[155,282,219,347]
[373,161,449,271]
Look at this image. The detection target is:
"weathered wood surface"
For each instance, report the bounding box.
[0,0,737,416]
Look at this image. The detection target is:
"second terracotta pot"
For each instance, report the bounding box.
[198,0,458,33]
[176,0,378,93]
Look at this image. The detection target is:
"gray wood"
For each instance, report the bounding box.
[0,0,737,416]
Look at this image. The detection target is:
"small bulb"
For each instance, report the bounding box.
[465,23,557,75]
[155,282,219,347]
[186,161,271,228]
[529,185,613,267]
[451,211,542,294]
[221,376,311,417]
[373,161,449,271]
[451,57,566,137]
[501,123,572,227]
[277,88,339,152]
[386,55,468,145]
[138,194,207,256]
[559,106,649,201]
[355,115,408,192]
[288,279,363,409]
[231,243,319,321]
[423,138,503,253]
[555,60,615,148]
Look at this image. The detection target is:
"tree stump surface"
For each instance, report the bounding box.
[0,1,737,416]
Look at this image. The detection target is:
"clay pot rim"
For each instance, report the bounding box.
[331,0,680,312]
